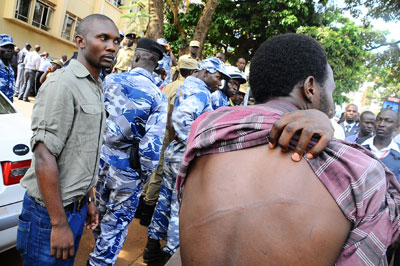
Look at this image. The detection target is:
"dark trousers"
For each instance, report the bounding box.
[19,69,36,100]
[35,70,44,96]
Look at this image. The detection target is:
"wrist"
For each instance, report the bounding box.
[88,196,95,204]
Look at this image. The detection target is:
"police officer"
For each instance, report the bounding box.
[155,38,177,87]
[143,57,230,263]
[0,34,15,102]
[138,57,199,227]
[211,65,246,110]
[113,32,136,73]
[88,38,167,266]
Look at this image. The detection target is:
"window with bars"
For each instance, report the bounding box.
[14,0,31,22]
[61,14,81,41]
[14,0,53,32]
[32,1,52,31]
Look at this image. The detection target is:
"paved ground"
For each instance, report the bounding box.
[1,97,161,266]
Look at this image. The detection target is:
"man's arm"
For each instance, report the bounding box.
[34,142,74,260]
[172,91,208,142]
[139,94,168,180]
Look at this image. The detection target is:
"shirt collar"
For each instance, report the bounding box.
[362,136,400,153]
[0,58,11,69]
[69,59,92,78]
[185,75,210,91]
[130,67,156,84]
[343,121,355,128]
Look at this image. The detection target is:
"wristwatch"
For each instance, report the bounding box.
[88,197,95,203]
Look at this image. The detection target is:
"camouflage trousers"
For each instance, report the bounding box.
[89,159,144,266]
[147,159,180,255]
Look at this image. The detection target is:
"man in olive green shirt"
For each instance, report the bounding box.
[113,32,136,73]
[137,57,199,226]
[17,14,121,265]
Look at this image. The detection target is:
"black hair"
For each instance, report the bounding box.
[249,33,328,104]
[179,68,193,78]
[76,14,115,37]
[360,111,375,120]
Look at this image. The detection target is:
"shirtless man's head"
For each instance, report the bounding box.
[250,33,335,116]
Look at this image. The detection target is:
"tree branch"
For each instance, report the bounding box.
[166,0,185,37]
[366,40,400,50]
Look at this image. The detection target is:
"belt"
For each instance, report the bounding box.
[64,195,87,212]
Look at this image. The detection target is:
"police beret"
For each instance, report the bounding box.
[136,38,163,60]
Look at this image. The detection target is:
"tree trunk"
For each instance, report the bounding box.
[145,0,164,39]
[193,0,219,59]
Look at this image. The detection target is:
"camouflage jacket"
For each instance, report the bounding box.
[0,58,15,102]
[211,89,229,110]
[101,67,168,180]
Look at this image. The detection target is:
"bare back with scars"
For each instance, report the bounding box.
[179,145,351,266]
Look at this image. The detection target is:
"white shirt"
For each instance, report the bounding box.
[38,57,51,72]
[343,120,356,132]
[361,136,400,158]
[23,50,41,70]
[331,118,345,140]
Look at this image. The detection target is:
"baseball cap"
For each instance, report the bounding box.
[225,66,246,84]
[0,34,15,47]
[157,38,168,46]
[189,40,200,47]
[178,57,199,70]
[136,38,164,60]
[50,59,63,67]
[238,85,248,95]
[199,57,230,80]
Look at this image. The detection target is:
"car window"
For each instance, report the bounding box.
[0,93,16,114]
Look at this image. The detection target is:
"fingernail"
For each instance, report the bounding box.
[268,143,274,149]
[306,153,313,159]
[291,153,301,162]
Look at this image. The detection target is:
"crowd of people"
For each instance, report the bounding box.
[0,37,67,103]
[1,12,400,266]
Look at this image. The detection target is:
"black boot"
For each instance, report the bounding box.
[143,237,168,264]
[134,195,145,219]
[140,203,156,226]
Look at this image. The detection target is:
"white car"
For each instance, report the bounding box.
[0,92,32,253]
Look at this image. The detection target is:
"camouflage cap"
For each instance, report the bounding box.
[199,57,230,79]
[0,34,14,47]
[157,38,168,46]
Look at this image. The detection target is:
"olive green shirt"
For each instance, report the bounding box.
[21,59,106,207]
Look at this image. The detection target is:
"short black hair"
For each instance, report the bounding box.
[249,33,328,104]
[179,68,193,78]
[76,14,115,37]
[360,111,375,121]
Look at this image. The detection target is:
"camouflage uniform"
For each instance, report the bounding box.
[211,89,230,110]
[0,58,15,102]
[147,57,229,255]
[89,67,167,266]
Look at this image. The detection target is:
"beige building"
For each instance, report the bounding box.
[0,0,137,60]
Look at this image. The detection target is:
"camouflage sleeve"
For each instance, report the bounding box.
[172,91,209,143]
[139,93,168,180]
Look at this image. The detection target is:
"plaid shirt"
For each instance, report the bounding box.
[177,100,400,265]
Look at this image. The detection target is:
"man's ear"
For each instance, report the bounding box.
[75,35,86,49]
[303,76,317,103]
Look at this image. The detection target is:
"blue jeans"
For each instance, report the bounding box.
[17,192,88,265]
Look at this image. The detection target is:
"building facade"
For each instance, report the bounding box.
[0,0,131,60]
